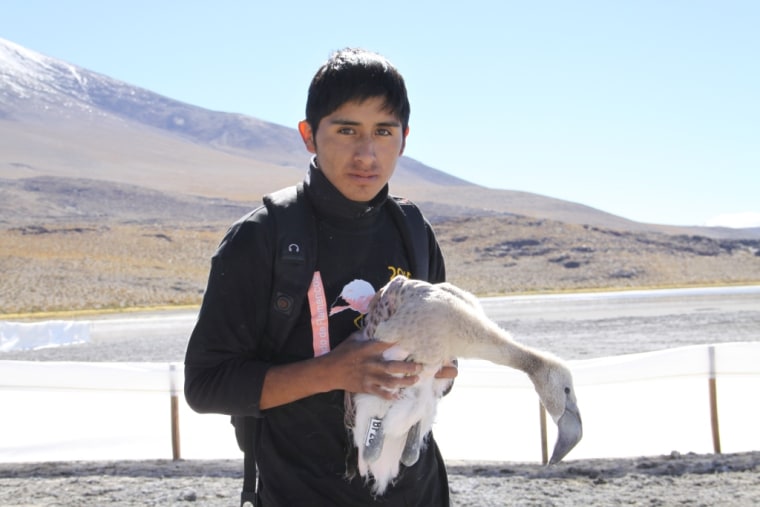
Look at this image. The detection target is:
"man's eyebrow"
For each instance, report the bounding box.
[327,118,402,127]
[376,120,402,128]
[328,118,359,125]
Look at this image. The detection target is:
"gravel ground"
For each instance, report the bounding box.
[0,452,758,506]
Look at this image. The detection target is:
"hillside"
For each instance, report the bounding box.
[2,177,759,315]
[1,37,759,315]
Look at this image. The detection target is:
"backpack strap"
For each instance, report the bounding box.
[385,196,430,281]
[238,416,258,506]
[263,182,319,347]
[237,182,318,507]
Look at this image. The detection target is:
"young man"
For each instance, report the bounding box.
[184,48,456,506]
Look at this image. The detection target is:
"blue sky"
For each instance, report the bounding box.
[2,0,758,227]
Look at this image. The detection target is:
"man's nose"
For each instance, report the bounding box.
[354,135,376,163]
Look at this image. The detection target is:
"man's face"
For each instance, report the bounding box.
[298,96,408,203]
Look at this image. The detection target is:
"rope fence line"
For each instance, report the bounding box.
[1,342,758,462]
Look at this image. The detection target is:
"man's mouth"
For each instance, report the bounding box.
[348,172,378,183]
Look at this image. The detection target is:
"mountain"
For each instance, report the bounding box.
[0,37,468,195]
[1,37,756,239]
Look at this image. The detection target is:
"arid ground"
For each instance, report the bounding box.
[3,214,760,317]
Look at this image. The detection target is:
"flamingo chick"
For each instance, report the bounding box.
[349,275,582,495]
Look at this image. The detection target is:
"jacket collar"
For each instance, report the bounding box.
[303,157,389,225]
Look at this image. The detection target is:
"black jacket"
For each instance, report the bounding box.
[185,164,449,506]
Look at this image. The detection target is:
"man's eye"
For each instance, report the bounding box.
[338,127,355,135]
[376,128,392,136]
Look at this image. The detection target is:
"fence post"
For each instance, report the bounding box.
[170,363,181,460]
[539,401,548,465]
[708,346,721,454]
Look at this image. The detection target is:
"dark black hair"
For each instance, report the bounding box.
[305,48,410,134]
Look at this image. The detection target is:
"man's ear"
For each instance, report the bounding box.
[399,126,410,155]
[298,120,316,154]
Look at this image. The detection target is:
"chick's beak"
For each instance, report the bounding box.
[549,396,582,465]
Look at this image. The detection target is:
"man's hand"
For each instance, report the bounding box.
[327,337,422,399]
